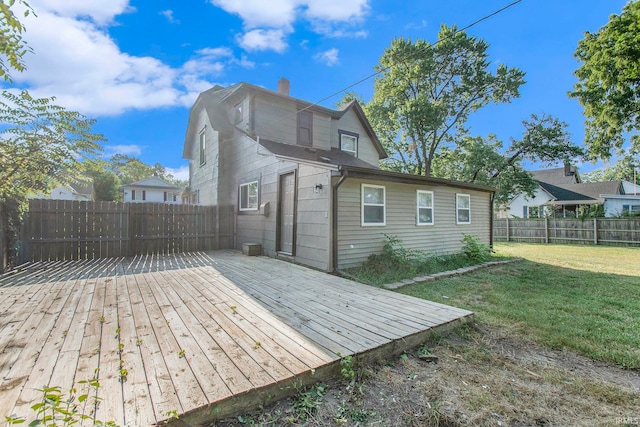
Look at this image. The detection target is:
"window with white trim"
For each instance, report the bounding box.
[199,131,206,166]
[456,193,471,224]
[339,131,358,156]
[416,190,434,225]
[239,181,259,211]
[362,184,385,226]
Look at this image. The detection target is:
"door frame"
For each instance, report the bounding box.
[276,168,298,255]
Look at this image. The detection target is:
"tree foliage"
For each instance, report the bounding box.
[367,26,525,176]
[581,146,639,182]
[570,1,640,160]
[431,114,583,203]
[84,155,187,201]
[0,0,33,81]
[0,90,105,203]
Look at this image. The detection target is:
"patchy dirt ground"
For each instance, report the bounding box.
[216,323,639,427]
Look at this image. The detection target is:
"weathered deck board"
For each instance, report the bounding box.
[0,251,473,426]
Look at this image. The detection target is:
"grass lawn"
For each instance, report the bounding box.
[398,242,640,369]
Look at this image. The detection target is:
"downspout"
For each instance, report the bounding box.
[489,191,495,247]
[332,170,349,274]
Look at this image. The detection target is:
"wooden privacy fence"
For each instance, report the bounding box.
[22,199,235,262]
[494,218,640,246]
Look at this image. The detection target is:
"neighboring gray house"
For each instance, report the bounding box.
[183,78,495,272]
[122,176,182,204]
[507,165,624,218]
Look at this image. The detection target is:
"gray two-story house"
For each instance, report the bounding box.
[183,78,495,272]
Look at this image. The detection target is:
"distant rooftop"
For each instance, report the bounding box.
[530,165,579,185]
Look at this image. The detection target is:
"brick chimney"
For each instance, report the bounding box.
[278,77,290,96]
[563,161,575,177]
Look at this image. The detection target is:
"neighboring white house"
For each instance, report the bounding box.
[505,165,624,218]
[601,194,640,217]
[121,176,182,204]
[31,181,94,201]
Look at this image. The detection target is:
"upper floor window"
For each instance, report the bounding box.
[456,193,471,224]
[416,190,434,225]
[240,181,259,211]
[362,184,385,226]
[297,110,312,146]
[339,130,358,156]
[199,131,206,166]
[234,102,243,124]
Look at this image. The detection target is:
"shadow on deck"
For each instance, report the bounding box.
[0,251,473,426]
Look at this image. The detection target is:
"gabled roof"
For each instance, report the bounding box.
[539,181,622,205]
[183,85,239,159]
[531,166,579,185]
[122,176,180,190]
[258,138,380,169]
[68,181,94,196]
[183,82,388,160]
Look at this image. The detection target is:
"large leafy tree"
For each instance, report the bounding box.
[570,1,640,160]
[368,25,526,176]
[432,114,583,203]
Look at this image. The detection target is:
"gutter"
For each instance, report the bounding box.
[489,192,495,247]
[331,171,349,274]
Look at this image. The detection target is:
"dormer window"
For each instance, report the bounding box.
[339,130,358,156]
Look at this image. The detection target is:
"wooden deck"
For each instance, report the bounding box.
[0,251,472,426]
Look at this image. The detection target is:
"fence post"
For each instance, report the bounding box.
[128,203,135,257]
[505,217,510,242]
[593,218,598,245]
[545,217,549,244]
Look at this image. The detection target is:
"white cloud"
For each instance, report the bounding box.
[315,26,368,39]
[314,48,339,66]
[405,20,428,30]
[12,5,251,116]
[209,0,370,52]
[105,144,143,156]
[166,165,190,181]
[238,29,287,53]
[303,0,369,22]
[30,0,134,25]
[209,0,298,29]
[159,9,180,24]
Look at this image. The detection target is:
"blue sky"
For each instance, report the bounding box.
[8,0,629,180]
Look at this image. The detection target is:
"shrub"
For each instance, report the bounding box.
[461,234,493,262]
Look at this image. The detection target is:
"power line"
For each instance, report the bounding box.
[253,0,524,135]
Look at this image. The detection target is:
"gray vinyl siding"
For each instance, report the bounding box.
[253,97,297,145]
[224,131,332,270]
[253,95,332,151]
[188,108,219,206]
[336,178,492,269]
[294,165,331,270]
[331,109,380,166]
